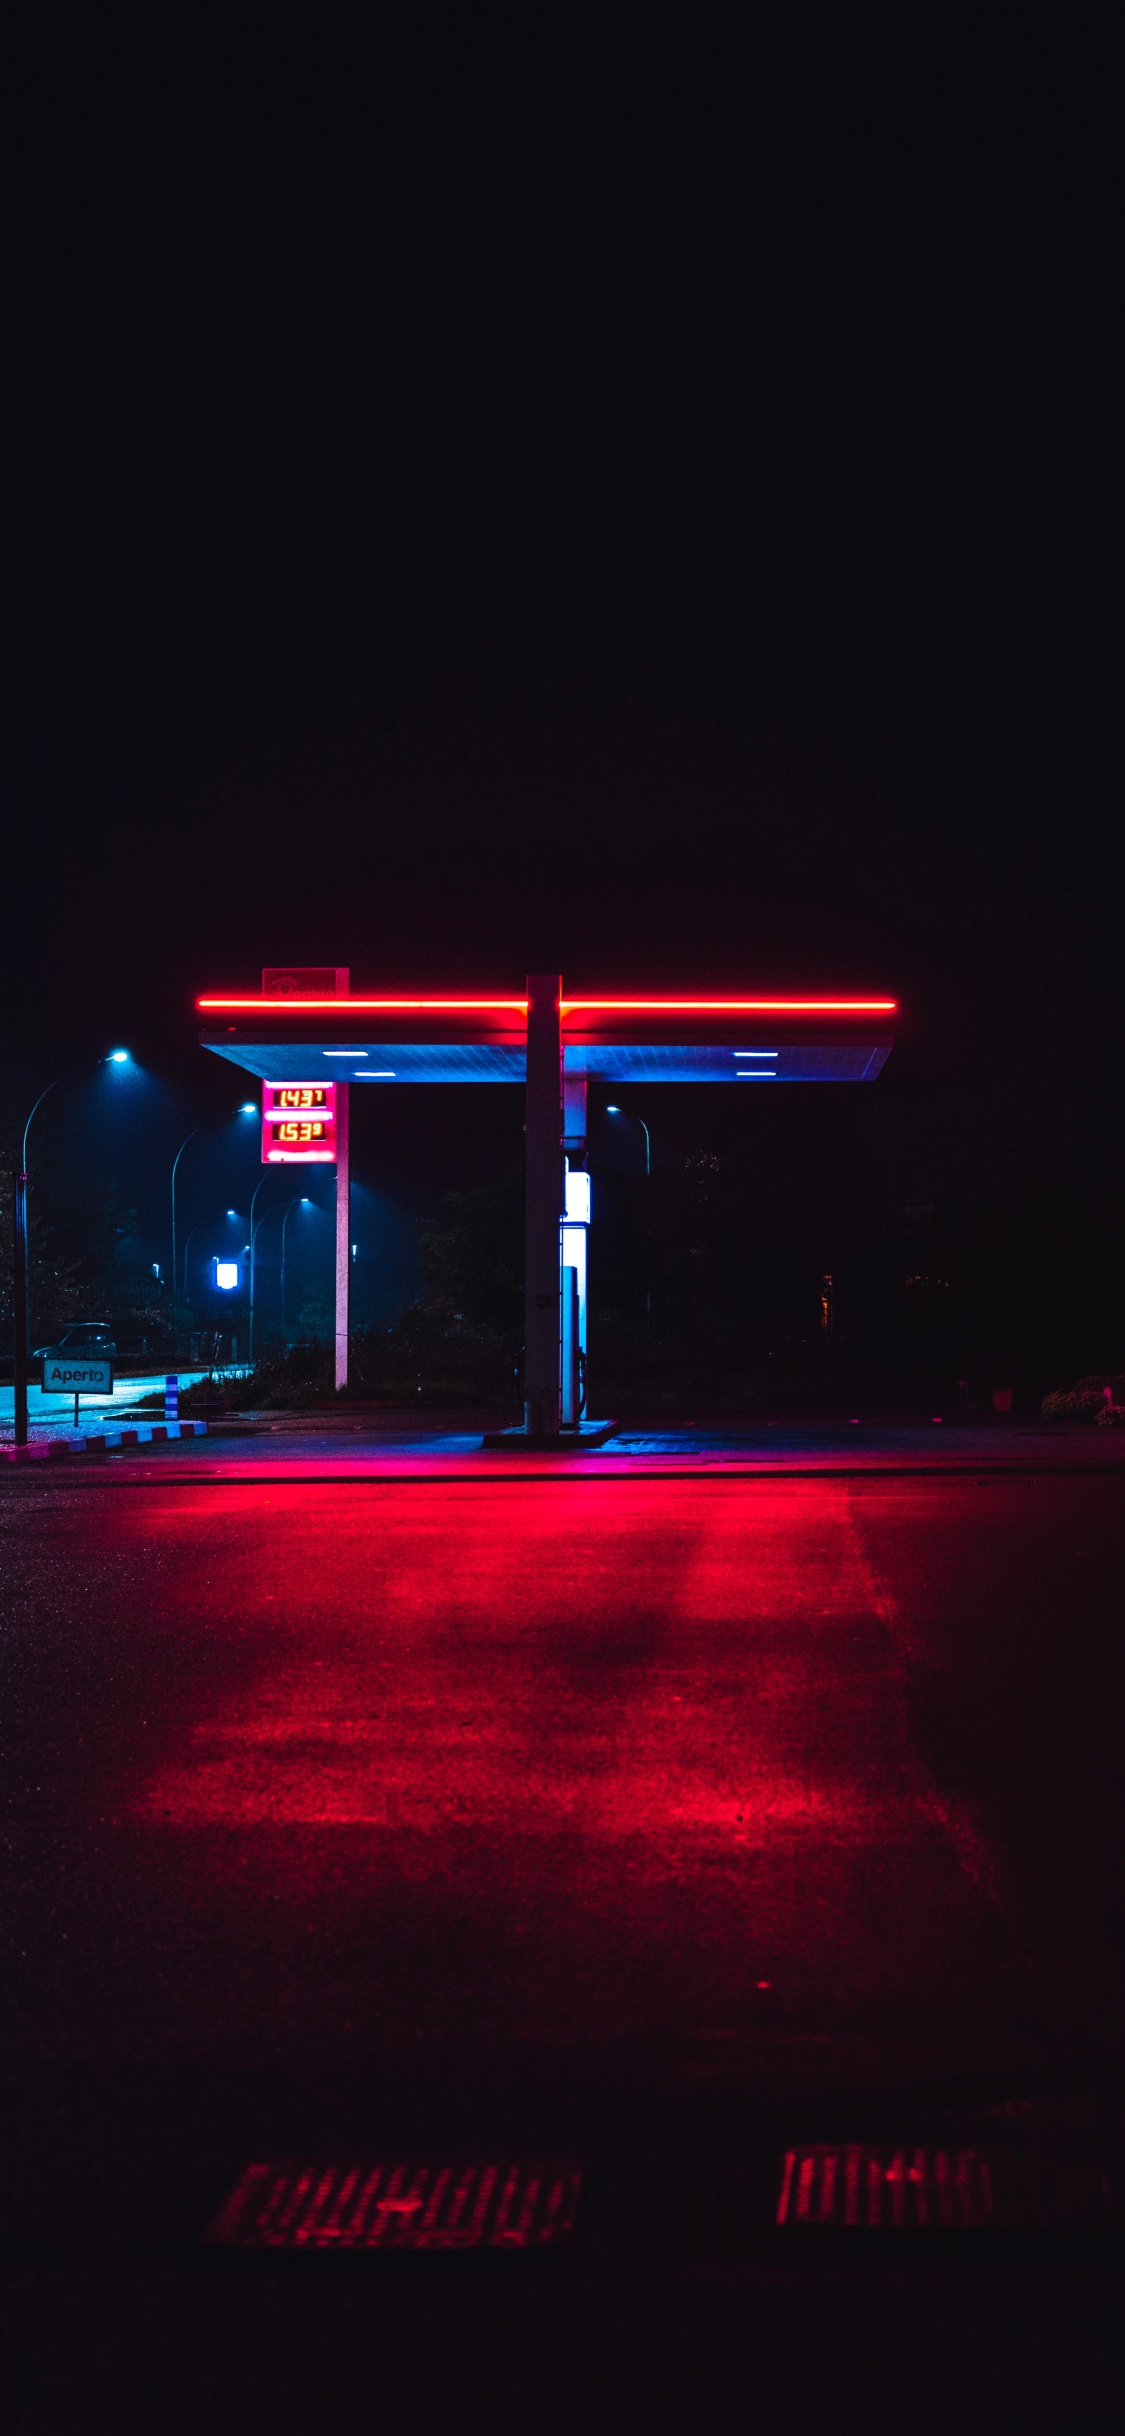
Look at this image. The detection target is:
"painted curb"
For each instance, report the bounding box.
[85,1420,211,1450]
[1,1419,209,1462]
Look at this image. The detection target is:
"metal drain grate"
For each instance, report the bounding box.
[777,2144,1116,2230]
[204,2160,584,2250]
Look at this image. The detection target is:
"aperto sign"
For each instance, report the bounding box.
[42,1354,113,1396]
[261,1080,337,1163]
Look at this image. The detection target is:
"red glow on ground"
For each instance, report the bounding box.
[122,1476,1010,2065]
[132,1479,894,1840]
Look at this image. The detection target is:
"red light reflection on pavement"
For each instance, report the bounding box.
[17,1469,1099,2096]
[134,1480,912,1837]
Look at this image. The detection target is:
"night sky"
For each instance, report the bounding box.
[3,15,1121,1366]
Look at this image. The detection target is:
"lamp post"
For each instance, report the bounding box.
[247,1173,276,1362]
[606,1106,650,1177]
[171,1104,257,1361]
[280,1196,312,1344]
[606,1106,652,1335]
[10,1051,131,1448]
[170,1127,203,1364]
[180,1211,244,1365]
[179,1218,206,1322]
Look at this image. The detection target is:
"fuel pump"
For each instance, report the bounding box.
[561,1161,591,1427]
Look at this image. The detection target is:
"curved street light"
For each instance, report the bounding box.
[179,1210,248,1366]
[170,1128,204,1354]
[605,1106,650,1175]
[247,1173,277,1361]
[171,1105,258,1359]
[179,1218,207,1311]
[11,1051,133,1447]
[280,1197,313,1344]
[180,1211,240,1309]
[606,1106,652,1334]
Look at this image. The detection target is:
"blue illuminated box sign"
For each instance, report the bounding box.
[214,1260,240,1291]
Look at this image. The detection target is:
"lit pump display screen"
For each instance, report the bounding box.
[262,1081,337,1163]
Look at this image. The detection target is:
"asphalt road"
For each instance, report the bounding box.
[3,1453,1123,2430]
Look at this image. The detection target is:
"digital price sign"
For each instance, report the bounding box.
[261,1081,337,1163]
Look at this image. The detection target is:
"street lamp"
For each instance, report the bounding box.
[180,1210,244,1355]
[180,1218,207,1313]
[171,1104,257,1360]
[605,1107,650,1175]
[170,1128,203,1352]
[280,1197,313,1343]
[247,1174,276,1362]
[11,1050,132,1448]
[606,1106,652,1334]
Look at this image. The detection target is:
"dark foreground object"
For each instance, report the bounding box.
[206,2158,584,2249]
[776,2141,1118,2230]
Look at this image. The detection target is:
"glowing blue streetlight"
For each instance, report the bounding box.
[171,1108,260,1355]
[606,1106,650,1171]
[108,1049,130,1064]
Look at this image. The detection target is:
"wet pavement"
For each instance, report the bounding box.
[2,1431,1123,2428]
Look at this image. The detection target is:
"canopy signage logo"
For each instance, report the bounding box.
[261,966,349,998]
[261,1079,337,1164]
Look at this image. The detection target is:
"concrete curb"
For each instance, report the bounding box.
[1,1420,209,1462]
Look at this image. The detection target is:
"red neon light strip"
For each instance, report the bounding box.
[199,994,895,1015]
[561,997,897,1014]
[197,997,531,1013]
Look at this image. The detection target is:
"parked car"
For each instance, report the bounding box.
[32,1323,117,1360]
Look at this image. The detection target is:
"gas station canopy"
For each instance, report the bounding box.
[199,993,895,1084]
[199,982,896,1432]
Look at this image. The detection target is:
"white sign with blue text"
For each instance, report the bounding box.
[41,1354,113,1397]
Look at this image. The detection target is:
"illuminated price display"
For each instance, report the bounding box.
[262,1080,337,1163]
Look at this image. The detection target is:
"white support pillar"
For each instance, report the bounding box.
[523,973,564,1436]
[562,1163,590,1379]
[561,1072,589,1423]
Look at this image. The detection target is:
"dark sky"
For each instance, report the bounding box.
[2,14,1121,1128]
